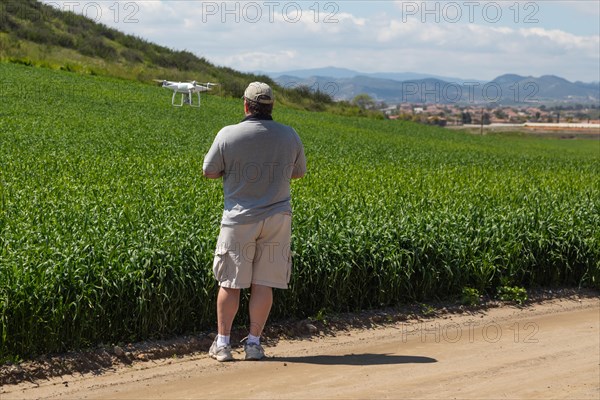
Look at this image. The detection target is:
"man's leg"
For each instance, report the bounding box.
[244,284,272,360]
[217,286,241,337]
[249,284,273,337]
[209,286,240,361]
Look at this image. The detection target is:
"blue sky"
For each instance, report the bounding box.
[43,1,600,82]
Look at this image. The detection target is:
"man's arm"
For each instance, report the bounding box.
[291,137,307,179]
[203,133,225,179]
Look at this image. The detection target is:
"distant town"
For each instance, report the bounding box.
[384,103,600,128]
[272,70,600,131]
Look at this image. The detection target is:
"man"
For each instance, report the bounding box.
[203,82,306,361]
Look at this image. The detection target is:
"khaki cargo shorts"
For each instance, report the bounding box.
[213,212,292,289]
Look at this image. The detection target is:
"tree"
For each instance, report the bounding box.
[482,112,491,125]
[494,109,507,120]
[352,93,375,110]
[461,112,472,124]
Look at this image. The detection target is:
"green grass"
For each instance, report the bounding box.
[1,62,599,360]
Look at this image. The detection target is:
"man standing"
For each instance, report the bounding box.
[203,82,306,361]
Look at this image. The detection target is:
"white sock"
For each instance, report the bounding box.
[217,335,230,347]
[247,334,260,345]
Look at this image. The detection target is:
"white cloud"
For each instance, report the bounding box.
[520,27,599,52]
[207,15,599,81]
[218,50,299,72]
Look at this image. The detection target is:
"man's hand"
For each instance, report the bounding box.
[203,171,223,179]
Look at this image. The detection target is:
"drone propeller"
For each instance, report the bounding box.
[195,82,219,88]
[185,80,218,86]
[152,79,169,86]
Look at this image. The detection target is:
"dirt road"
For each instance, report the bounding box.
[2,297,598,399]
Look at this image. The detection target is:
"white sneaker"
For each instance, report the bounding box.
[244,342,265,360]
[209,338,234,362]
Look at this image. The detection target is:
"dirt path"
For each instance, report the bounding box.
[2,297,598,400]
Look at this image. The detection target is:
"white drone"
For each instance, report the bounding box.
[154,80,219,107]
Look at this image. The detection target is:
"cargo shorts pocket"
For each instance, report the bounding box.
[213,248,236,284]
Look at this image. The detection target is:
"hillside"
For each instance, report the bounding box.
[0,0,346,111]
[0,0,254,94]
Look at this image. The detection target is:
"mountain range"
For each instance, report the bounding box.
[267,68,600,105]
[260,67,484,84]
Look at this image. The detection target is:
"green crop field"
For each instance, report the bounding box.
[1,62,599,360]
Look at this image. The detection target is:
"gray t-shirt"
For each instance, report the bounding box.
[203,116,306,225]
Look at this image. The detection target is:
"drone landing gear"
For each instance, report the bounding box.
[172,91,201,107]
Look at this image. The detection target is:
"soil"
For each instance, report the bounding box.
[1,289,598,399]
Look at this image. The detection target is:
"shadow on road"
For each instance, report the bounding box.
[266,353,437,366]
